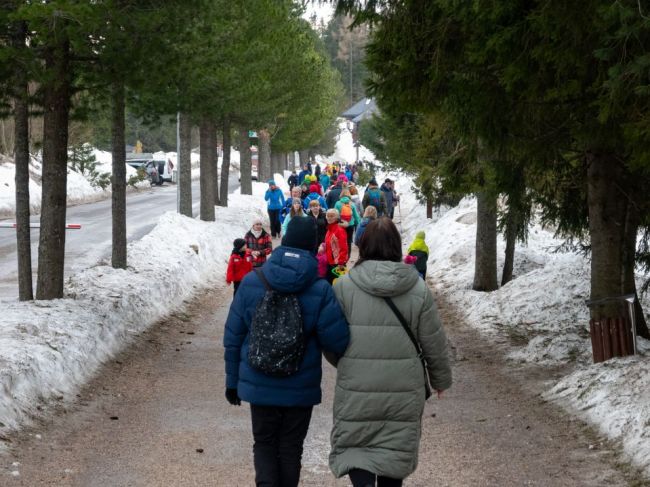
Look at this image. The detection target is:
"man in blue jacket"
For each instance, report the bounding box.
[223,217,350,487]
[264,180,285,237]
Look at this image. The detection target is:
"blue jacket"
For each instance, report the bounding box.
[303,192,328,210]
[298,169,311,185]
[319,174,330,189]
[355,217,373,246]
[223,246,350,407]
[265,188,285,210]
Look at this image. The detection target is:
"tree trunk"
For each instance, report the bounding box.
[178,112,192,217]
[426,198,433,219]
[12,20,33,301]
[199,118,215,221]
[36,37,71,300]
[501,217,517,286]
[270,151,282,179]
[258,129,271,182]
[239,126,253,195]
[212,126,220,207]
[111,81,127,269]
[299,150,309,169]
[587,152,627,315]
[219,116,231,207]
[472,191,498,292]
[288,151,295,170]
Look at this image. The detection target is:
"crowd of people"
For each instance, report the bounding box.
[223,161,449,487]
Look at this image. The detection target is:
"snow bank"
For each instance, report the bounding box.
[0,194,265,441]
[314,119,376,165]
[397,177,650,477]
[0,150,147,218]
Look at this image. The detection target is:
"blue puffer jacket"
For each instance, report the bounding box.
[223,246,350,407]
[265,188,285,210]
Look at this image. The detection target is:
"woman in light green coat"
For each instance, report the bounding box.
[329,217,452,486]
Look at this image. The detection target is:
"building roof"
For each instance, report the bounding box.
[341,98,376,120]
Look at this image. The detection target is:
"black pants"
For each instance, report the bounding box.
[250,404,313,487]
[268,209,281,237]
[345,225,354,252]
[349,468,403,487]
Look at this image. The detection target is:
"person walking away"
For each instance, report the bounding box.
[362,178,387,217]
[334,190,361,251]
[319,172,331,192]
[264,180,285,238]
[304,184,328,210]
[348,183,363,215]
[298,164,311,185]
[226,238,253,295]
[288,170,299,191]
[324,208,349,285]
[309,180,323,196]
[314,163,321,179]
[223,217,350,487]
[329,217,452,486]
[326,176,345,209]
[354,205,377,247]
[307,199,328,246]
[407,230,429,279]
[380,178,395,220]
[245,219,272,268]
[282,197,307,236]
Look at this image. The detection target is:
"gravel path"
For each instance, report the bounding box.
[0,280,641,486]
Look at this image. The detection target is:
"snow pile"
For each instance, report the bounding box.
[0,150,147,218]
[0,196,265,441]
[315,119,376,165]
[396,176,650,477]
[543,359,650,475]
[0,159,42,216]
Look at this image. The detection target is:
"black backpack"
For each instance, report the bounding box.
[248,269,305,376]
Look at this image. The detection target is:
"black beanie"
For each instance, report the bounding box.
[233,238,246,252]
[282,217,317,253]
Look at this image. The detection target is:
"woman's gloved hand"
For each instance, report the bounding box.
[225,388,241,406]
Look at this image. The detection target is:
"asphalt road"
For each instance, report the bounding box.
[0,173,240,299]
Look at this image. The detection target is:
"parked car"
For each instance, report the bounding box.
[126,152,154,169]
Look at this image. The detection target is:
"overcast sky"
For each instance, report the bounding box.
[302,2,335,25]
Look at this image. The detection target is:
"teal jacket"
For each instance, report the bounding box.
[330,261,451,480]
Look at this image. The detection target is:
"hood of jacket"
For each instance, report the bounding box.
[261,246,318,293]
[408,231,429,254]
[339,196,351,204]
[348,260,420,297]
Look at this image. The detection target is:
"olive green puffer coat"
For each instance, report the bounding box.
[330,260,451,480]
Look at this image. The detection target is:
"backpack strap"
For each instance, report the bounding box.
[383,296,433,399]
[255,268,273,291]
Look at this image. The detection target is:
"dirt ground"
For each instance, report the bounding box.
[0,263,646,485]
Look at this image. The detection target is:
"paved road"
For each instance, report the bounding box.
[0,174,240,299]
[1,281,641,486]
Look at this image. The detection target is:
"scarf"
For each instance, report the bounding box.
[250,228,263,239]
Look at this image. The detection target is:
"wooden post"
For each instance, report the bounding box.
[602,318,613,361]
[609,318,623,357]
[590,319,604,363]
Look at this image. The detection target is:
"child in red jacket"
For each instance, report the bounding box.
[226,238,253,295]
